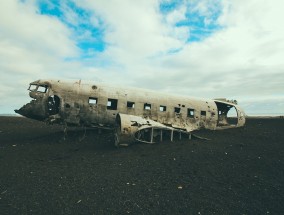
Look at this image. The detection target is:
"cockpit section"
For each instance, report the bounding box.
[15,80,60,121]
[28,83,49,99]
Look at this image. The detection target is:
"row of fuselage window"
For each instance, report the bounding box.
[88,97,208,118]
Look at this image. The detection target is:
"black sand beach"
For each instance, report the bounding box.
[0,116,283,214]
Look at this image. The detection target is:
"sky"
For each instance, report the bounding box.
[0,0,284,115]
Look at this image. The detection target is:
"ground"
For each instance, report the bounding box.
[0,116,283,215]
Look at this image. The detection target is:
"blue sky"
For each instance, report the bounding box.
[0,0,284,115]
[38,0,106,55]
[37,0,222,56]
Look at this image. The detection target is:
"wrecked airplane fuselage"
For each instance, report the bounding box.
[15,79,246,146]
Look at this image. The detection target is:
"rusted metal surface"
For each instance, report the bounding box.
[15,79,246,146]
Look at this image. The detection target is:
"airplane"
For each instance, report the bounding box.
[15,79,246,147]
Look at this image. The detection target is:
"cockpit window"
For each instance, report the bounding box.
[37,85,48,93]
[28,84,48,93]
[28,84,37,91]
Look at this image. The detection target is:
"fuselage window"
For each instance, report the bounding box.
[127,101,135,108]
[107,98,118,110]
[89,97,98,105]
[160,105,167,112]
[144,103,151,110]
[174,107,181,113]
[187,108,194,118]
[201,111,206,116]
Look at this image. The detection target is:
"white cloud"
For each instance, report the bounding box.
[0,0,283,115]
[165,5,186,25]
[0,0,80,112]
[77,0,187,63]
[0,0,78,58]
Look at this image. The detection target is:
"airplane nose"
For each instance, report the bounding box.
[14,109,21,114]
[14,101,47,121]
[14,108,28,117]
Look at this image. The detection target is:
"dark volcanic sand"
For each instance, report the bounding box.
[0,117,283,215]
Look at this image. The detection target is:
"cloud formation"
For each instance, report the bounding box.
[0,0,283,115]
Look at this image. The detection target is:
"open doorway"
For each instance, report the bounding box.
[47,95,60,115]
[215,101,238,128]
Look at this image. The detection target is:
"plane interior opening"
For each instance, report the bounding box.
[48,95,60,115]
[215,101,238,128]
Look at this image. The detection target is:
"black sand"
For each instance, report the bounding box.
[0,116,283,214]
